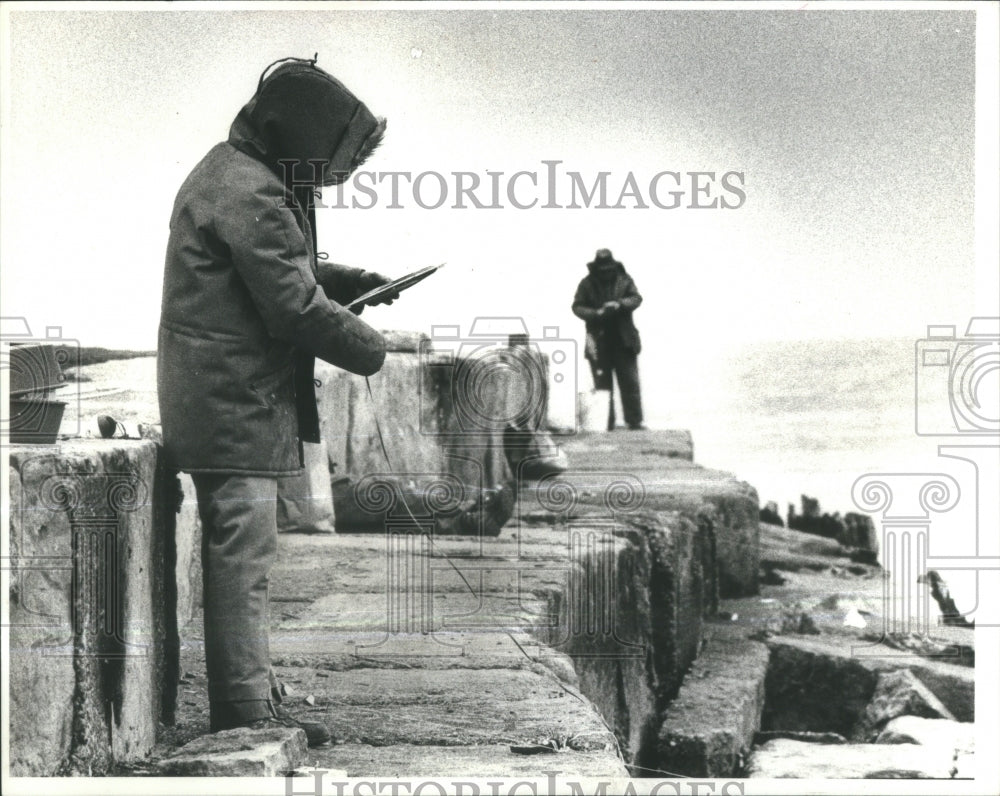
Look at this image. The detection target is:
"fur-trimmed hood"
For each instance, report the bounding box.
[228,57,386,187]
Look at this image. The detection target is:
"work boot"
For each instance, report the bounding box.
[212,700,332,747]
[271,702,332,748]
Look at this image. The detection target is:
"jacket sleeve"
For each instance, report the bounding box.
[618,276,643,312]
[218,189,386,376]
[316,261,366,306]
[572,279,600,322]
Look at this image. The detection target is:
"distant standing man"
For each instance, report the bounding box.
[158,57,398,746]
[572,248,645,430]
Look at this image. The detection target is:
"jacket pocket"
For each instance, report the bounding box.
[250,364,294,409]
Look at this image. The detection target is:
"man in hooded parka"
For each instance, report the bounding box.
[158,57,397,745]
[572,248,645,430]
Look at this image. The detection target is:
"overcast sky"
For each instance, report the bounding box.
[1,4,996,352]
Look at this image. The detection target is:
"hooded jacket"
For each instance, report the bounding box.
[571,258,643,356]
[158,60,387,475]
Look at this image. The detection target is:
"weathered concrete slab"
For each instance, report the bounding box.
[8,440,176,775]
[310,743,629,777]
[657,629,770,777]
[156,726,307,776]
[559,429,695,464]
[316,350,517,521]
[260,668,616,750]
[763,635,974,734]
[559,431,760,597]
[747,737,970,779]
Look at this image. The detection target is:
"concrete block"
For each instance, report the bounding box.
[8,440,177,774]
[317,351,519,536]
[156,726,307,776]
[7,465,76,775]
[552,435,759,597]
[548,510,709,766]
[657,633,770,777]
[763,635,974,737]
[853,668,956,741]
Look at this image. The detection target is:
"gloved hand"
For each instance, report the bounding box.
[356,271,400,306]
[597,300,621,318]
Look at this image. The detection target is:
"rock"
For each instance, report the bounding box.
[155,726,307,776]
[760,501,783,526]
[853,669,956,741]
[304,695,316,706]
[849,548,879,565]
[787,496,848,541]
[801,495,821,519]
[763,635,974,730]
[289,767,348,778]
[746,738,963,778]
[876,715,974,752]
[841,512,878,556]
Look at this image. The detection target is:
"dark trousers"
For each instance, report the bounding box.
[192,473,279,726]
[590,346,643,429]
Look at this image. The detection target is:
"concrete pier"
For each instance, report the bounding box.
[8,439,178,775]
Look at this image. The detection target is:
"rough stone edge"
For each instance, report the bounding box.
[657,633,770,777]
